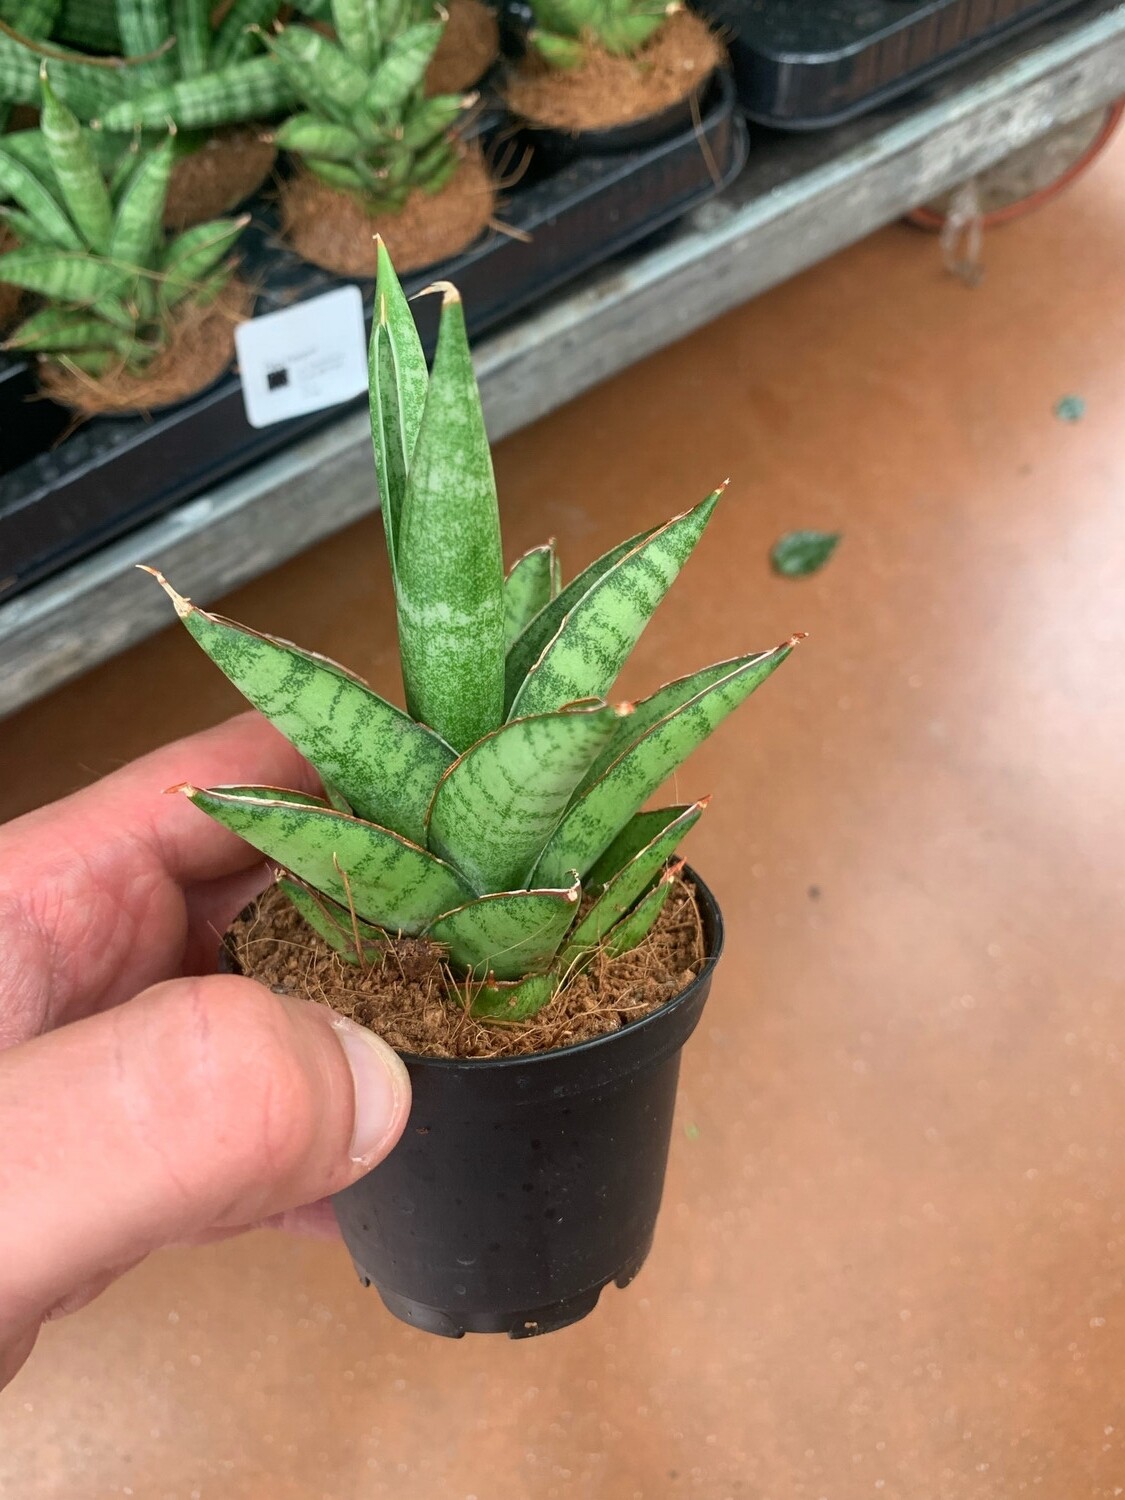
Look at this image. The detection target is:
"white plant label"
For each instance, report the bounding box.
[235,285,368,429]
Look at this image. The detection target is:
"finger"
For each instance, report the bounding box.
[0,713,320,1034]
[0,975,409,1332]
[182,861,274,974]
[1,1323,37,1392]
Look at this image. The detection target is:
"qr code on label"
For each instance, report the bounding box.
[267,367,289,391]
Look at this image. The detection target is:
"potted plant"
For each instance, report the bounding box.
[145,242,798,1338]
[264,5,493,276]
[298,0,501,93]
[503,0,724,149]
[0,1,293,228]
[0,75,250,414]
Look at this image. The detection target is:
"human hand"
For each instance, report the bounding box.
[0,713,411,1390]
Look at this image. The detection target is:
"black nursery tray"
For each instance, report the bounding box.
[696,0,1084,128]
[0,74,746,605]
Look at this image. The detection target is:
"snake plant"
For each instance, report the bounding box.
[525,0,677,67]
[0,75,245,374]
[0,0,294,132]
[263,2,468,210]
[149,245,797,1019]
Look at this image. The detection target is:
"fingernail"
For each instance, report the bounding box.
[330,1016,411,1167]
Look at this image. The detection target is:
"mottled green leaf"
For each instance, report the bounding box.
[146,570,456,843]
[426,699,626,894]
[212,0,282,68]
[370,238,427,575]
[560,802,703,962]
[263,25,368,124]
[180,785,473,934]
[426,881,580,980]
[509,489,722,719]
[503,524,657,714]
[503,543,556,649]
[109,138,174,270]
[534,639,798,885]
[364,21,442,114]
[396,285,504,751]
[277,874,385,965]
[770,530,841,578]
[0,247,127,301]
[604,870,674,957]
[469,972,559,1021]
[40,75,114,254]
[585,804,694,890]
[0,148,82,251]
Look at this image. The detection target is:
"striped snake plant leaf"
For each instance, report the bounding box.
[108,137,174,269]
[425,698,628,895]
[171,0,212,79]
[503,523,657,713]
[177,785,475,934]
[560,800,704,961]
[143,569,456,844]
[207,783,331,806]
[0,205,64,248]
[56,0,121,51]
[533,639,799,885]
[40,75,114,255]
[330,0,377,70]
[508,487,723,720]
[97,55,297,131]
[364,21,442,114]
[0,246,129,301]
[4,307,141,355]
[395,284,505,752]
[469,971,559,1021]
[584,803,695,889]
[274,114,363,161]
[159,215,246,307]
[0,149,82,251]
[115,0,177,91]
[503,543,558,649]
[369,236,428,575]
[263,24,370,123]
[212,0,285,68]
[277,874,386,964]
[426,880,581,980]
[604,865,677,957]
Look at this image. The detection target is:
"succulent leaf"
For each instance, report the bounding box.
[370,238,428,574]
[560,801,703,960]
[469,971,559,1021]
[277,874,386,964]
[585,803,693,888]
[604,866,675,956]
[0,246,128,301]
[171,0,212,78]
[426,699,626,894]
[212,0,285,68]
[144,570,456,844]
[0,148,82,251]
[179,785,474,934]
[396,286,505,751]
[364,21,442,114]
[533,640,797,885]
[109,138,175,270]
[40,76,114,255]
[426,881,581,980]
[508,489,722,719]
[97,55,297,131]
[503,543,557,649]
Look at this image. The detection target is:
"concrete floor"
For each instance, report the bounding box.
[2,132,1124,1498]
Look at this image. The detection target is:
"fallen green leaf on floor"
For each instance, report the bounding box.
[1054,395,1086,423]
[771,530,841,578]
[684,1121,701,1141]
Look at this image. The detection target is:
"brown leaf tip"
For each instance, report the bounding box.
[137,564,193,619]
[786,632,809,648]
[415,279,461,306]
[163,782,196,797]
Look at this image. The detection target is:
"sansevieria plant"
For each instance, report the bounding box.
[0,74,245,375]
[148,244,796,1021]
[263,3,470,209]
[525,0,678,67]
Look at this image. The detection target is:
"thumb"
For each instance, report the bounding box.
[0,974,410,1331]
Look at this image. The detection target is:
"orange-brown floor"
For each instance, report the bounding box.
[3,133,1125,1498]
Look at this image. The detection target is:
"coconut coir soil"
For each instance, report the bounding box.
[228,875,707,1061]
[38,277,251,416]
[427,0,499,95]
[280,150,494,277]
[163,129,277,231]
[506,9,723,134]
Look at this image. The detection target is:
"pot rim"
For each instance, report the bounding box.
[394,863,724,1073]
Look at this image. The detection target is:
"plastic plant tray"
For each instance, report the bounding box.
[0,72,745,604]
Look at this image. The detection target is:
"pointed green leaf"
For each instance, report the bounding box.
[147,571,456,843]
[534,640,798,885]
[426,881,580,980]
[213,0,284,67]
[207,784,330,807]
[469,972,559,1021]
[561,801,704,961]
[180,786,474,934]
[509,489,722,720]
[503,523,658,713]
[331,0,376,68]
[396,285,504,751]
[40,74,115,254]
[604,870,674,957]
[426,699,627,894]
[0,148,82,251]
[585,804,695,889]
[503,543,556,649]
[370,239,427,574]
[277,874,386,965]
[0,247,128,301]
[364,21,442,113]
[110,138,174,270]
[770,529,842,578]
[322,780,354,815]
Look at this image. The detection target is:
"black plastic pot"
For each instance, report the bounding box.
[332,870,724,1338]
[518,71,723,167]
[694,0,1084,129]
[0,76,745,604]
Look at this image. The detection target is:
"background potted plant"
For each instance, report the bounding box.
[265,2,493,276]
[298,0,502,94]
[503,0,724,150]
[0,75,250,414]
[145,241,798,1337]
